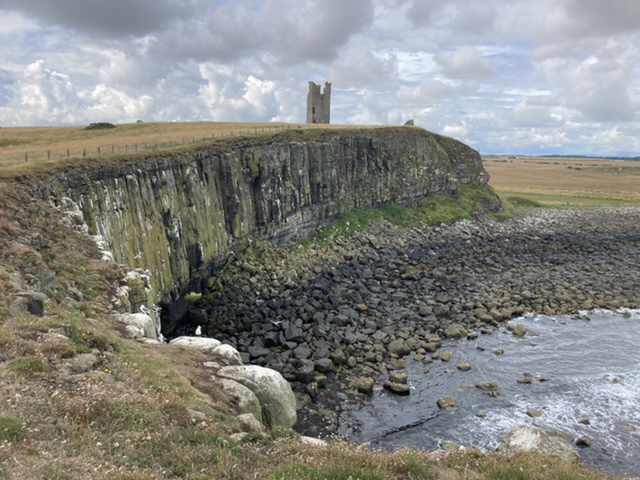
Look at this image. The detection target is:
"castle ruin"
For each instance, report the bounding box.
[306,81,331,124]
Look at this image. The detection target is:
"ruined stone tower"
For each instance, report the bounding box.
[306,81,331,124]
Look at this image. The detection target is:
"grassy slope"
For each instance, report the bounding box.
[0,129,618,479]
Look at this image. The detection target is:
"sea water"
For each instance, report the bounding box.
[338,310,640,477]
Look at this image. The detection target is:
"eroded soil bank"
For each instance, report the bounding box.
[185,207,640,435]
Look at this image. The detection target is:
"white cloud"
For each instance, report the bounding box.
[1,0,640,155]
[434,47,496,81]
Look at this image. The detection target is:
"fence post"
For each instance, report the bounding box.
[48,150,51,160]
[125,145,128,152]
[67,149,70,158]
[135,144,138,152]
[98,147,101,155]
[83,149,86,157]
[24,152,28,162]
[112,145,114,154]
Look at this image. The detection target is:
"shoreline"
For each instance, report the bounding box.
[190,206,640,437]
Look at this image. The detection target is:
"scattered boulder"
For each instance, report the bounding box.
[441,351,453,362]
[356,377,375,394]
[12,292,46,316]
[388,339,411,356]
[437,396,456,409]
[218,378,262,422]
[388,372,408,384]
[212,344,243,366]
[509,324,527,337]
[527,408,544,418]
[404,119,415,126]
[444,324,467,339]
[300,436,328,448]
[62,353,98,374]
[170,336,221,353]
[383,381,410,395]
[217,365,297,429]
[118,313,157,340]
[457,364,471,372]
[500,426,579,463]
[236,413,264,433]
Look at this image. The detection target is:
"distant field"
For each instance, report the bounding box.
[484,156,640,206]
[0,121,373,176]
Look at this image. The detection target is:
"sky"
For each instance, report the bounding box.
[0,0,639,156]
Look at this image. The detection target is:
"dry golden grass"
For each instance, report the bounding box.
[484,156,640,205]
[0,121,375,175]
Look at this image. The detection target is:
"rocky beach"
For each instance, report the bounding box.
[189,207,640,436]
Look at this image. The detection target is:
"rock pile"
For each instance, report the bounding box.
[188,208,640,396]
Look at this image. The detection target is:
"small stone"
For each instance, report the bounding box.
[578,418,590,425]
[517,376,533,384]
[440,351,453,362]
[393,359,406,369]
[494,349,505,356]
[437,396,456,409]
[576,436,593,448]
[475,381,498,391]
[314,358,334,373]
[457,364,471,372]
[476,412,487,418]
[305,382,318,398]
[389,372,408,384]
[383,382,410,395]
[612,377,624,385]
[511,324,527,337]
[347,356,357,368]
[356,377,375,394]
[527,409,544,418]
[423,367,431,374]
[356,303,368,312]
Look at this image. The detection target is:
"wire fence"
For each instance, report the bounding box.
[0,124,297,168]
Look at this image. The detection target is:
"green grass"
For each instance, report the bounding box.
[0,413,25,442]
[8,355,49,374]
[308,185,501,244]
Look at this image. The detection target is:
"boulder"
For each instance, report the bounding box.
[218,379,262,422]
[217,365,297,429]
[444,324,467,339]
[441,351,453,362]
[118,313,157,340]
[236,413,265,433]
[437,396,456,409]
[388,339,411,356]
[500,426,579,463]
[62,353,98,374]
[388,372,408,384]
[13,292,46,316]
[169,336,221,353]
[314,358,334,373]
[383,382,410,395]
[212,344,243,366]
[356,377,375,394]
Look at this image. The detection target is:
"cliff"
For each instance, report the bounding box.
[39,127,494,333]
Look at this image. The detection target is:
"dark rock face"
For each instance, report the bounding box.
[40,128,493,334]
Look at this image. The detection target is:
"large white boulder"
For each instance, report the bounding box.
[212,344,243,366]
[500,426,579,463]
[217,365,297,429]
[218,379,262,422]
[118,313,157,340]
[169,336,221,353]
